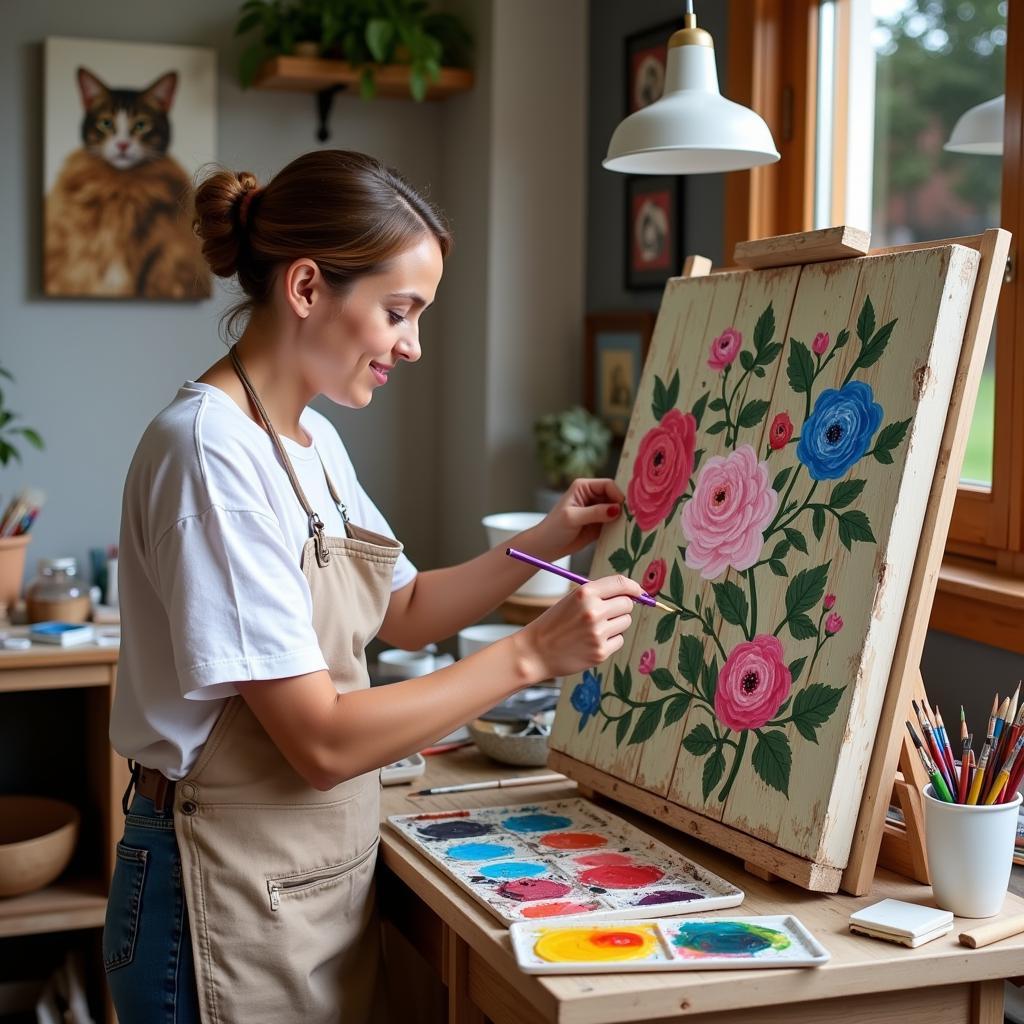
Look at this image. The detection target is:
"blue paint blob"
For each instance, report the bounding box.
[478,861,549,880]
[501,813,573,833]
[635,889,703,907]
[417,820,493,840]
[447,843,515,862]
[671,921,789,958]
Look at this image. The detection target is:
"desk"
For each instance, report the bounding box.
[379,746,1024,1024]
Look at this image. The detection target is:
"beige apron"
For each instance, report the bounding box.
[175,347,400,1024]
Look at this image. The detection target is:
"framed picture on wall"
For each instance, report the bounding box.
[624,19,680,113]
[584,312,657,437]
[625,175,683,291]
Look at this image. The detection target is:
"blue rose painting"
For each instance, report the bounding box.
[797,381,884,481]
[570,670,602,731]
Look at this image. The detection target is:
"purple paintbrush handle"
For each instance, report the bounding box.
[504,547,657,607]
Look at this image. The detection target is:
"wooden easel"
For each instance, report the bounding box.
[551,225,1011,896]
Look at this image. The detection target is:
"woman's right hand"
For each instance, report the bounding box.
[513,575,643,681]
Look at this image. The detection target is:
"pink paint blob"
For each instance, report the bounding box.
[496,878,572,902]
[521,900,600,919]
[579,864,665,890]
[572,852,636,868]
[540,832,609,851]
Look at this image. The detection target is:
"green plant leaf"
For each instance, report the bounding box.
[360,65,377,99]
[366,18,396,61]
[830,478,866,509]
[701,656,718,703]
[788,612,817,640]
[791,683,845,742]
[655,613,676,644]
[650,668,677,692]
[683,723,717,756]
[784,527,807,554]
[837,509,875,549]
[691,391,709,428]
[785,563,830,619]
[702,748,727,801]
[753,302,775,352]
[812,506,826,541]
[629,703,663,745]
[615,712,633,746]
[613,664,630,701]
[769,559,788,577]
[665,692,691,725]
[670,561,684,607]
[239,43,271,88]
[737,399,770,429]
[787,339,815,394]
[772,466,792,492]
[608,548,632,574]
[752,730,791,795]
[788,655,807,684]
[857,295,876,344]
[677,634,703,686]
[409,65,427,101]
[235,10,264,35]
[713,580,749,628]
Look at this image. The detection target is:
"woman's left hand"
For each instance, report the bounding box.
[526,479,625,559]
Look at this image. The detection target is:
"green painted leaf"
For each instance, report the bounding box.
[737,399,770,429]
[785,563,830,618]
[838,509,875,549]
[630,524,642,553]
[666,370,680,411]
[830,478,866,510]
[772,466,792,492]
[812,506,826,541]
[678,634,703,685]
[709,397,727,411]
[740,349,755,371]
[857,318,898,369]
[874,417,912,455]
[791,683,845,742]
[670,561,684,606]
[665,692,691,725]
[873,447,894,465]
[771,539,790,560]
[756,341,783,367]
[692,448,704,472]
[613,664,630,700]
[769,559,788,577]
[638,533,657,559]
[834,327,851,349]
[629,703,663,745]
[784,527,808,553]
[652,376,669,421]
[615,712,633,746]
[857,295,876,344]
[752,730,791,795]
[787,339,815,394]
[706,420,728,435]
[683,723,717,756]
[691,391,709,428]
[753,302,775,352]
[753,365,766,378]
[713,580,749,628]
[655,613,676,644]
[702,748,727,801]
[788,655,808,684]
[788,612,817,640]
[608,548,632,574]
[702,656,719,703]
[650,668,677,692]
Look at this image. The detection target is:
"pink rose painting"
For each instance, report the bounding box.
[768,412,793,451]
[812,331,830,355]
[708,327,742,371]
[681,445,778,579]
[626,409,697,531]
[715,635,792,732]
[638,649,656,675]
[641,559,666,596]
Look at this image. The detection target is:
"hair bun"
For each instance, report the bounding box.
[193,169,260,278]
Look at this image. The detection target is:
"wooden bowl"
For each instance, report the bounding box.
[0,796,80,898]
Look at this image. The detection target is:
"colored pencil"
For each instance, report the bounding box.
[906,722,953,802]
[411,772,568,796]
[984,733,1024,805]
[504,548,683,614]
[957,734,973,804]
[967,740,992,805]
[983,696,1011,795]
[997,685,1022,770]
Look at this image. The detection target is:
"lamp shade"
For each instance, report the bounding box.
[604,29,779,175]
[944,94,1004,155]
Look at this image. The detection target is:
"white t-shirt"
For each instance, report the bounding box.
[110,381,416,780]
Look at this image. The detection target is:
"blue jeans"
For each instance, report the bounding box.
[102,793,201,1024]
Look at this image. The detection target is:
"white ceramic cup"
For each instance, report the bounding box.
[377,647,454,680]
[457,623,522,660]
[481,512,571,598]
[923,783,1022,918]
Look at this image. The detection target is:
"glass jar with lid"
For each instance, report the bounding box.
[26,557,91,623]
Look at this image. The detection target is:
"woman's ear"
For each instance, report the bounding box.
[283,259,321,319]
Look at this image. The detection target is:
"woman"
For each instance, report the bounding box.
[104,149,641,1024]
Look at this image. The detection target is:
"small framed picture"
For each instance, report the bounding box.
[625,175,683,291]
[624,19,680,113]
[584,312,657,437]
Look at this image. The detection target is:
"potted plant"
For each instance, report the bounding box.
[533,406,612,511]
[0,363,44,615]
[235,0,473,100]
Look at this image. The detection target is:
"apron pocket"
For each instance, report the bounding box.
[266,838,379,912]
[103,842,149,972]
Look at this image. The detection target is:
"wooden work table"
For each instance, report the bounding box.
[378,746,1024,1024]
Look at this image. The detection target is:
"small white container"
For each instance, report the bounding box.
[923,783,1022,918]
[482,512,570,598]
[457,623,521,660]
[377,647,454,680]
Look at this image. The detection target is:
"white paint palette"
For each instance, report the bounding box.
[509,914,830,974]
[387,798,744,926]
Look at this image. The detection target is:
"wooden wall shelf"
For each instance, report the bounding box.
[0,879,107,940]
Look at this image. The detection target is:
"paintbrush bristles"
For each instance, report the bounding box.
[653,598,684,615]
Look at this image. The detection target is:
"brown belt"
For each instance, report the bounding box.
[135,764,176,813]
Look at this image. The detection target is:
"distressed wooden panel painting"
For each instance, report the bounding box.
[550,245,980,870]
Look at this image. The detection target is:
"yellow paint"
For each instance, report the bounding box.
[533,926,659,964]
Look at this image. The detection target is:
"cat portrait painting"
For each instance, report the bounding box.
[44,38,216,300]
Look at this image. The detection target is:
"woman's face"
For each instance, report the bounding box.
[298,235,444,408]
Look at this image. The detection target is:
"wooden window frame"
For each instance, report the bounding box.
[726,0,1024,652]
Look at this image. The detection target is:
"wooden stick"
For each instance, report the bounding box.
[958,914,1024,948]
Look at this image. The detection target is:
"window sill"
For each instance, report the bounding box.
[930,557,1024,654]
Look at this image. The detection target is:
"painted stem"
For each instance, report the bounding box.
[747,567,758,639]
[717,730,748,803]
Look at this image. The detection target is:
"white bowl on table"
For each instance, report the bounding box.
[482,512,571,598]
[457,623,522,660]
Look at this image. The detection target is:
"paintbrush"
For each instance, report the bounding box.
[505,548,684,614]
[906,721,953,802]
[411,772,568,796]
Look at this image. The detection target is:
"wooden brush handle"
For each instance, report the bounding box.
[958,913,1024,948]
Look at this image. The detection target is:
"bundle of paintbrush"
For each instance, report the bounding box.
[0,488,44,537]
[907,685,1024,805]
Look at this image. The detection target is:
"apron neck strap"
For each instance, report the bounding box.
[228,345,339,567]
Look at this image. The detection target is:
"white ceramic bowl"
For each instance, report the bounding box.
[468,717,552,768]
[457,623,521,660]
[482,512,571,598]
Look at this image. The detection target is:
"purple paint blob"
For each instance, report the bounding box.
[496,878,572,902]
[417,820,494,840]
[635,889,703,906]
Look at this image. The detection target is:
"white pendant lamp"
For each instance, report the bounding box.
[944,94,1004,155]
[604,2,780,175]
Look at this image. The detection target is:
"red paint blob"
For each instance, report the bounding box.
[572,852,635,868]
[579,865,665,890]
[497,878,572,902]
[521,901,599,919]
[591,931,645,949]
[540,832,609,851]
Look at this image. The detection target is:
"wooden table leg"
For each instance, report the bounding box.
[970,979,1004,1024]
[445,928,486,1024]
